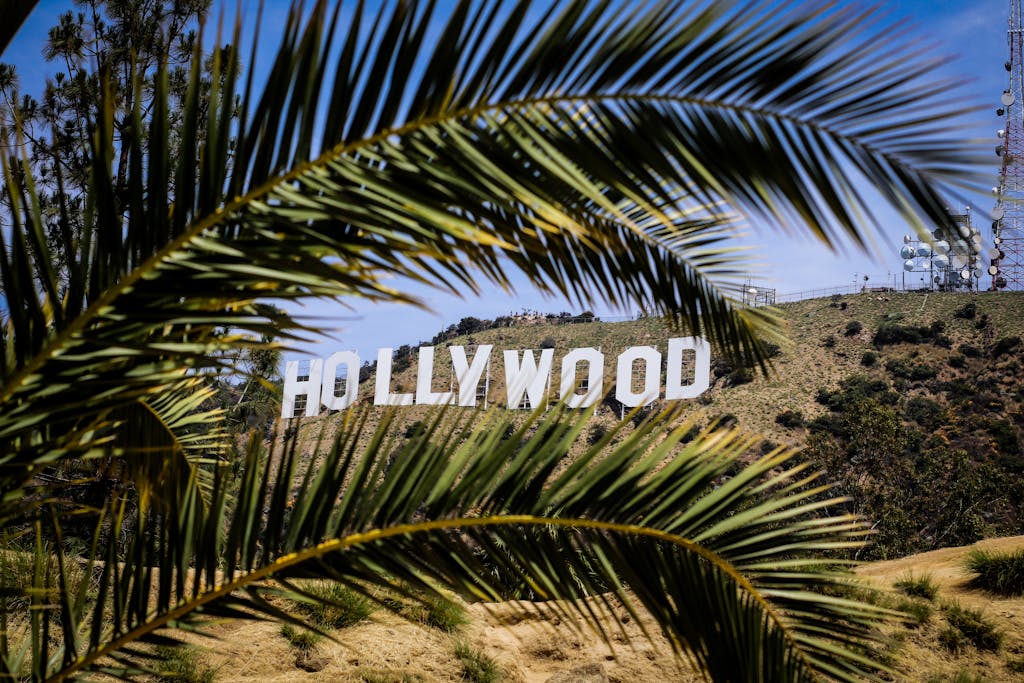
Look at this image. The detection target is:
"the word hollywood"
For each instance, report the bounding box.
[282,337,711,418]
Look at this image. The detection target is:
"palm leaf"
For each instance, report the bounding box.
[28,407,890,683]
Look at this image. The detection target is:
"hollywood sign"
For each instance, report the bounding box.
[282,337,711,418]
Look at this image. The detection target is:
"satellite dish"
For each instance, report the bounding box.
[972,233,983,246]
[916,245,932,257]
[989,246,1001,259]
[900,245,916,259]
[933,253,950,267]
[952,254,968,269]
[934,275,942,283]
[973,267,983,278]
[989,265,1000,275]
[960,268,971,280]
[993,206,1005,220]
[1002,91,1015,106]
[903,259,916,272]
[935,240,950,254]
[903,234,913,244]
[999,129,1006,138]
[995,236,1003,245]
[959,225,971,238]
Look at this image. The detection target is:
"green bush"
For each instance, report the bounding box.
[861,350,878,367]
[992,336,1021,358]
[942,602,1003,651]
[844,320,863,336]
[280,623,320,651]
[958,343,982,358]
[154,645,217,683]
[885,358,938,381]
[904,396,945,429]
[893,573,938,601]
[822,335,836,348]
[938,626,970,654]
[894,597,933,628]
[953,302,977,319]
[453,642,502,683]
[964,549,1024,596]
[775,409,805,429]
[947,354,966,369]
[291,581,376,630]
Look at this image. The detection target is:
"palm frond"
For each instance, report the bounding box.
[23,407,890,683]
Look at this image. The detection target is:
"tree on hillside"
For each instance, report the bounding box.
[0,1,982,681]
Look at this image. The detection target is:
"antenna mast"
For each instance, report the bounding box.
[993,0,1024,290]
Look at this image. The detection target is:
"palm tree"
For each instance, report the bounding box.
[0,1,981,681]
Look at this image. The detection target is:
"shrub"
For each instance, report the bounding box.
[964,549,1024,596]
[420,595,468,632]
[942,602,1003,651]
[959,343,982,358]
[587,423,608,446]
[539,336,556,349]
[822,335,836,348]
[953,301,977,319]
[453,642,502,683]
[775,409,805,429]
[895,597,933,628]
[280,623,320,651]
[292,581,376,630]
[992,336,1021,358]
[938,626,970,654]
[885,358,938,381]
[154,645,217,683]
[893,573,938,601]
[726,367,754,386]
[984,418,1022,457]
[904,396,945,429]
[861,350,878,367]
[844,320,863,336]
[948,354,966,369]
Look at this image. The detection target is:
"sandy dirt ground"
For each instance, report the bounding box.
[189,536,1024,682]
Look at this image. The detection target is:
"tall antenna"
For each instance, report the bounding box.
[992,0,1024,290]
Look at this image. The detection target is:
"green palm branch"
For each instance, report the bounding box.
[0,0,981,680]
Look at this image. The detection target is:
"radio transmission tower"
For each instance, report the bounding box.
[993,0,1024,290]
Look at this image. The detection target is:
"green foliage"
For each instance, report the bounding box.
[845,320,863,336]
[153,645,217,683]
[822,334,837,348]
[953,302,978,319]
[539,336,557,350]
[941,602,1003,652]
[775,409,805,429]
[947,354,966,369]
[419,595,469,633]
[861,350,878,367]
[938,626,970,654]
[964,549,1024,596]
[885,358,938,381]
[291,582,377,630]
[894,573,938,601]
[359,671,426,683]
[280,624,321,651]
[959,343,982,358]
[904,396,945,429]
[453,642,502,683]
[992,336,1020,358]
[873,321,948,348]
[894,597,933,628]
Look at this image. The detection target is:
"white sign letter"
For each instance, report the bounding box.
[416,346,455,405]
[282,358,324,418]
[665,337,711,400]
[559,348,604,408]
[450,345,492,407]
[615,346,662,408]
[374,348,414,406]
[321,351,360,411]
[504,349,553,410]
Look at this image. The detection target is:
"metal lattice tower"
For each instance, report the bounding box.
[993,0,1024,290]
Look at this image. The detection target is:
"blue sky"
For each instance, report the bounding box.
[3,0,1011,361]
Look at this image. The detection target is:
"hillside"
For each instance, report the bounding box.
[294,290,1024,559]
[170,290,1024,682]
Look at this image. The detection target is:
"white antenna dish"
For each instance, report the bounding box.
[903,259,916,272]
[959,225,971,238]
[916,245,933,257]
[972,233,983,246]
[989,264,1000,275]
[999,129,1006,137]
[933,253,950,267]
[973,267,983,278]
[960,268,971,280]
[903,234,913,244]
[952,254,968,269]
[993,206,1005,220]
[935,240,950,254]
[989,246,1002,259]
[900,245,916,259]
[995,236,1003,245]
[1002,90,1015,106]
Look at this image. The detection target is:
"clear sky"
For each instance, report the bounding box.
[3,0,1012,362]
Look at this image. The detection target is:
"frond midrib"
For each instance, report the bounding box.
[51,514,819,683]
